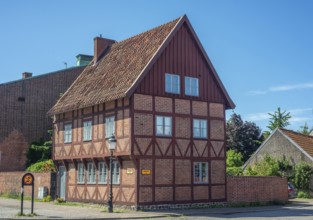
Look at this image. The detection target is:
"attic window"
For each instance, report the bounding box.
[18,97,25,102]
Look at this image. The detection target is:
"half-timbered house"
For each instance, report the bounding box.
[48,15,235,208]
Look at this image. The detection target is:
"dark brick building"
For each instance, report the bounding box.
[0,55,91,171]
[49,15,235,208]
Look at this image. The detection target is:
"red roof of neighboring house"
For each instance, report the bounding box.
[48,15,235,115]
[280,128,313,157]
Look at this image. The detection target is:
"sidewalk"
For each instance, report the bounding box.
[0,197,312,219]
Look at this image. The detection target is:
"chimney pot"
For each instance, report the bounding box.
[76,54,93,67]
[22,72,32,79]
[94,37,115,63]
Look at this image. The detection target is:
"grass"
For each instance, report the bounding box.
[16,212,38,217]
[0,192,39,202]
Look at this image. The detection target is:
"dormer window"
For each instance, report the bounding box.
[165,73,180,94]
[185,76,199,96]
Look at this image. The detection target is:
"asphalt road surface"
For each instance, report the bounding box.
[0,198,313,219]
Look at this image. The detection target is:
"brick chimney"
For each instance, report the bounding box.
[22,72,32,79]
[94,37,115,63]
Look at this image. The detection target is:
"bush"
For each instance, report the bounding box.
[244,155,280,176]
[226,150,243,176]
[56,198,66,203]
[26,159,56,172]
[293,162,313,190]
[42,195,52,202]
[297,190,311,199]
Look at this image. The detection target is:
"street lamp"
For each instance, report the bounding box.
[107,135,116,213]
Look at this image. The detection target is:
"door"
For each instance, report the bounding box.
[58,166,66,200]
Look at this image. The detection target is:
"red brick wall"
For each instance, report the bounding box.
[227,176,288,203]
[0,66,84,171]
[0,172,54,197]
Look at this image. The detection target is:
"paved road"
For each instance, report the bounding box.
[0,198,313,219]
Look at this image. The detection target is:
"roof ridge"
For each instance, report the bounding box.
[280,128,313,139]
[115,16,182,46]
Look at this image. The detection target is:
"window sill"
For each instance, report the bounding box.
[83,140,92,142]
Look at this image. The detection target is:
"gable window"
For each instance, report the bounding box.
[77,163,85,184]
[112,161,120,184]
[165,73,180,94]
[83,120,92,141]
[194,162,208,184]
[64,124,72,143]
[156,116,172,136]
[193,119,207,138]
[87,162,96,184]
[105,116,115,138]
[185,76,199,96]
[98,162,107,184]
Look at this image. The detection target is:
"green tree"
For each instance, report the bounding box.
[245,155,280,176]
[226,150,243,176]
[293,162,313,190]
[26,130,52,167]
[267,107,291,131]
[298,122,313,135]
[226,113,262,162]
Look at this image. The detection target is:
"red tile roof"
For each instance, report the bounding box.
[280,128,313,158]
[48,15,235,115]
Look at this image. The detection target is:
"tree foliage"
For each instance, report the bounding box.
[298,122,313,135]
[26,159,56,172]
[226,150,243,176]
[226,113,262,162]
[245,155,280,176]
[293,162,313,191]
[267,107,291,131]
[26,130,52,168]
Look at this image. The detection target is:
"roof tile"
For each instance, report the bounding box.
[49,17,181,115]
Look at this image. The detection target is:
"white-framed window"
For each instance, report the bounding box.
[165,73,180,94]
[105,116,115,138]
[185,76,199,96]
[87,162,96,184]
[194,162,208,184]
[193,119,208,138]
[83,120,92,141]
[64,124,72,143]
[98,162,107,184]
[112,161,120,184]
[77,163,85,184]
[156,116,172,136]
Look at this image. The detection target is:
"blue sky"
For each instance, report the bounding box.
[1,0,312,132]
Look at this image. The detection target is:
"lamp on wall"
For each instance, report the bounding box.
[107,135,116,213]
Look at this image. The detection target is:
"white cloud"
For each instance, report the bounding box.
[248,82,313,95]
[245,108,313,123]
[269,83,313,92]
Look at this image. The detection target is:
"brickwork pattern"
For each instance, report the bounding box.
[155,159,173,185]
[175,99,190,114]
[134,94,152,111]
[0,172,53,196]
[209,103,224,118]
[227,176,288,203]
[0,67,84,171]
[155,96,172,113]
[0,130,28,171]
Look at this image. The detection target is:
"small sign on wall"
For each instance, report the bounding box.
[126,168,134,174]
[141,169,151,175]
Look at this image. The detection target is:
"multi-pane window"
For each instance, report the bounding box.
[105,116,115,138]
[193,119,207,138]
[194,162,208,183]
[87,163,96,184]
[165,73,180,94]
[64,124,72,143]
[83,120,92,141]
[112,161,120,184]
[185,77,199,96]
[156,116,172,136]
[98,162,107,184]
[77,163,85,184]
